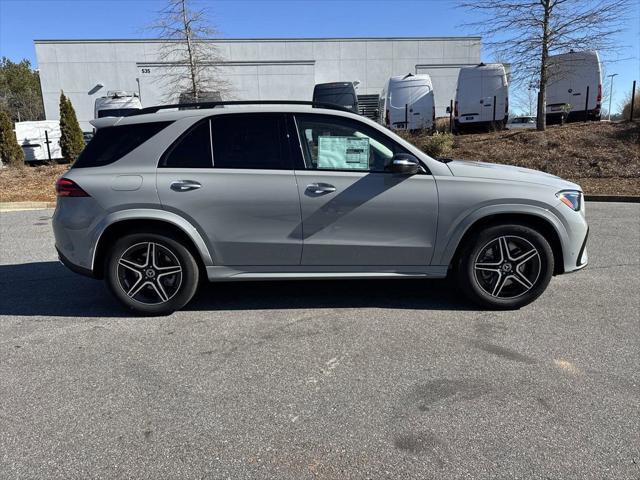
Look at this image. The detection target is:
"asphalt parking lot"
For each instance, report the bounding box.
[0,202,638,479]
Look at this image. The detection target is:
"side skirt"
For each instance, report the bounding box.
[206,265,449,282]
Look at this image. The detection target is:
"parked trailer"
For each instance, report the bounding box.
[378,74,435,131]
[454,63,509,133]
[14,120,63,163]
[546,50,602,124]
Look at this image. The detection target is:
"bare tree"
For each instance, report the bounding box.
[460,0,631,130]
[150,0,231,103]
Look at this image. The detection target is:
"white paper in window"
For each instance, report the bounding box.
[317,136,370,170]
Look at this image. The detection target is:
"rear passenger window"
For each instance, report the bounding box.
[161,120,213,168]
[74,121,171,168]
[211,114,290,170]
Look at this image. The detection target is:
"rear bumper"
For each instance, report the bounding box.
[57,247,96,278]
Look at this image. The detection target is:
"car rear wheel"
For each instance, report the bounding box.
[457,224,554,309]
[105,233,199,315]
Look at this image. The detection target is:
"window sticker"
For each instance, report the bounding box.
[317,136,370,170]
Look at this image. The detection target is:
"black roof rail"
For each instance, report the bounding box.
[128,100,356,116]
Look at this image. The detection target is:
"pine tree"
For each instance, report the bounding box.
[0,109,24,167]
[59,91,84,163]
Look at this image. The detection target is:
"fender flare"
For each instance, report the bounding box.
[434,203,569,266]
[90,208,215,270]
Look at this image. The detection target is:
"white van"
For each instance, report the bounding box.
[546,50,602,123]
[94,91,142,119]
[378,74,435,131]
[454,63,509,132]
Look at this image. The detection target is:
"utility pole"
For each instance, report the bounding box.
[607,73,618,121]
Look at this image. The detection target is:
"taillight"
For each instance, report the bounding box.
[597,84,602,102]
[385,109,390,126]
[454,101,459,118]
[56,178,89,197]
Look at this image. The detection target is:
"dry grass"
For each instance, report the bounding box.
[0,164,68,203]
[0,121,637,202]
[451,121,639,185]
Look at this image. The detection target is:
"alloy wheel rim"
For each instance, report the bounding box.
[473,235,541,299]
[116,242,183,305]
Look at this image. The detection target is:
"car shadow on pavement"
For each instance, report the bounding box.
[0,261,476,318]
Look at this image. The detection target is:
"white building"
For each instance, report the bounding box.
[35,37,481,130]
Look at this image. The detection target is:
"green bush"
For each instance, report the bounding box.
[398,130,454,158]
[59,91,84,163]
[0,109,24,166]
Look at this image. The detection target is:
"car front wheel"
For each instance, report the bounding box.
[105,233,199,315]
[457,224,554,309]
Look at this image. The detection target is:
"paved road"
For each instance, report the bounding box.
[1,203,638,479]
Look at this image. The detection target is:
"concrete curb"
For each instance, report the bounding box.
[0,201,56,212]
[584,195,640,203]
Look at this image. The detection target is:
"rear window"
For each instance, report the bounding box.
[74,122,171,168]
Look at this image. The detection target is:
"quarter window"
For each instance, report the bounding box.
[294,114,406,172]
[75,121,171,168]
[211,114,290,170]
[161,120,213,168]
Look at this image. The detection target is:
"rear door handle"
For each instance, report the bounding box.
[306,183,336,195]
[170,180,202,192]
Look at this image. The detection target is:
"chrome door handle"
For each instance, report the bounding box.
[170,180,202,192]
[306,183,336,195]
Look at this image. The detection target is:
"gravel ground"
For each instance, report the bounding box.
[0,202,638,479]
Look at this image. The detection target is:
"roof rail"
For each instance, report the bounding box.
[128,100,356,116]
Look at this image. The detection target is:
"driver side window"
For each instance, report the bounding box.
[294,113,406,172]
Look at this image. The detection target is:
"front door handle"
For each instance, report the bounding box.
[306,183,336,195]
[170,180,202,192]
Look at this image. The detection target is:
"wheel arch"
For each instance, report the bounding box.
[445,210,566,276]
[91,211,214,279]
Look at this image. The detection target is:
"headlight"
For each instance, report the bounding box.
[556,190,582,211]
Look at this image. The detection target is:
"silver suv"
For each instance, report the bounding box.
[53,101,588,315]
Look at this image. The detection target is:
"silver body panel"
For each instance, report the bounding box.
[52,105,588,282]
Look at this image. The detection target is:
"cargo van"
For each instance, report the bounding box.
[14,120,62,163]
[546,50,602,123]
[454,64,509,132]
[179,91,222,109]
[378,74,435,131]
[94,91,142,118]
[312,82,359,113]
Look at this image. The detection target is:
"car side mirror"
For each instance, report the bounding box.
[390,154,421,175]
[446,106,451,114]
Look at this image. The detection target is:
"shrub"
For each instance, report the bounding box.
[397,130,454,158]
[0,109,24,167]
[59,91,84,163]
[621,88,639,121]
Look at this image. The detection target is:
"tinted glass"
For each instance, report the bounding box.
[74,121,171,168]
[97,108,141,118]
[295,114,405,172]
[211,114,289,170]
[161,120,213,168]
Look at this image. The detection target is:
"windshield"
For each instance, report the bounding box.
[97,108,140,118]
[314,92,357,109]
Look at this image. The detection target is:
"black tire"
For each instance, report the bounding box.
[105,232,199,315]
[456,224,554,309]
